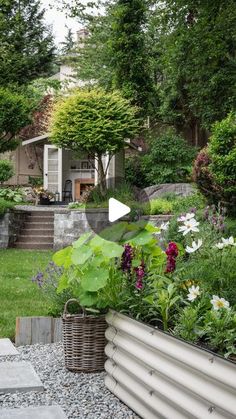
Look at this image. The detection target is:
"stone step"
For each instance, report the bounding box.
[0,339,19,356]
[24,222,54,229]
[0,361,44,393]
[18,235,53,244]
[26,216,54,223]
[27,211,54,217]
[0,406,67,419]
[24,228,54,236]
[14,242,53,250]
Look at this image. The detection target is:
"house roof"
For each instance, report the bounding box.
[22,133,142,151]
[22,133,49,146]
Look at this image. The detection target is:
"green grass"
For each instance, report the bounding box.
[0,249,53,339]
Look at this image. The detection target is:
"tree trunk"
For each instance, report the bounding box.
[97,155,107,197]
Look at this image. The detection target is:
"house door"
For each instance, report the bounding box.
[44,145,62,198]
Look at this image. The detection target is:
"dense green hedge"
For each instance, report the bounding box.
[193,113,236,214]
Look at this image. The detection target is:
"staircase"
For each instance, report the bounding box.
[14,211,54,250]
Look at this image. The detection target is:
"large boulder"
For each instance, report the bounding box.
[139,183,195,202]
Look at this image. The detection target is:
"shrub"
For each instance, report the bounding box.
[125,155,148,188]
[193,113,236,214]
[142,128,197,184]
[0,188,24,202]
[0,198,15,216]
[209,113,236,209]
[0,160,14,184]
[142,198,173,215]
[28,176,43,187]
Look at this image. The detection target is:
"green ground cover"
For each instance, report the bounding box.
[0,249,53,339]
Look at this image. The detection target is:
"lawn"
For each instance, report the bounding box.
[0,249,53,340]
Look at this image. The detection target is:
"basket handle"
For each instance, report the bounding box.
[63,299,86,317]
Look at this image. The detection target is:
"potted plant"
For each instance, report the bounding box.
[34,187,54,205]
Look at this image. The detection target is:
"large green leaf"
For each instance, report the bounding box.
[81,266,109,292]
[101,241,124,258]
[89,235,105,251]
[53,246,72,268]
[129,230,153,246]
[71,245,93,265]
[100,222,128,241]
[73,232,92,248]
[78,289,99,307]
[145,223,160,233]
[57,273,69,293]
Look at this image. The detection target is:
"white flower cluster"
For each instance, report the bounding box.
[215,236,236,249]
[177,213,202,253]
[178,213,200,236]
[187,285,230,310]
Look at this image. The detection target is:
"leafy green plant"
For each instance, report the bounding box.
[144,281,181,331]
[125,155,148,188]
[200,309,236,358]
[53,221,164,311]
[0,160,14,184]
[193,113,236,215]
[32,261,73,317]
[142,128,197,184]
[173,305,203,343]
[0,198,15,216]
[28,176,43,187]
[142,198,173,215]
[0,188,24,203]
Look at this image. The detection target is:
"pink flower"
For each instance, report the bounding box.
[165,242,178,273]
[134,261,145,290]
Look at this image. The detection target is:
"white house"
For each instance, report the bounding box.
[21,133,126,201]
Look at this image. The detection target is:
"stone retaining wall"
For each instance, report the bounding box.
[0,212,10,248]
[54,209,172,250]
[54,209,109,250]
[0,210,28,248]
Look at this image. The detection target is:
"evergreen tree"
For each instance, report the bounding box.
[60,26,75,54]
[0,0,55,86]
[110,0,153,115]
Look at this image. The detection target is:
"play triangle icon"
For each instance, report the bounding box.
[108,198,131,223]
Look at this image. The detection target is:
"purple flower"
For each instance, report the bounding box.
[32,271,44,288]
[121,244,133,273]
[134,261,145,290]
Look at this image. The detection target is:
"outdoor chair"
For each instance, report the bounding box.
[62,180,73,203]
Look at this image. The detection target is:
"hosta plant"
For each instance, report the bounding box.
[0,188,24,202]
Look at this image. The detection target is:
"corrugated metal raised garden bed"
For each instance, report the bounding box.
[105,310,236,419]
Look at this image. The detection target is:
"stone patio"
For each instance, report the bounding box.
[0,406,67,419]
[0,362,44,393]
[0,339,19,356]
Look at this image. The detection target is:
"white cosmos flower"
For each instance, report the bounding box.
[210,295,230,310]
[215,236,236,249]
[160,221,169,231]
[215,242,225,249]
[186,239,203,254]
[187,285,201,301]
[222,236,236,246]
[178,212,195,222]
[178,218,200,236]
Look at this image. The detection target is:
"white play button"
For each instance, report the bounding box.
[108,198,131,223]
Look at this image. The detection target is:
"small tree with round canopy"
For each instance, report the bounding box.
[50,89,139,195]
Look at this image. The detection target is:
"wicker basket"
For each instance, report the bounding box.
[62,299,107,372]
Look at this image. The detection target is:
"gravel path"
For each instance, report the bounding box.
[0,343,140,419]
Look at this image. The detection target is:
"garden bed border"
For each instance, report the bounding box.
[105,310,236,419]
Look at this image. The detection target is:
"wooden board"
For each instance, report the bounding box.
[15,317,62,346]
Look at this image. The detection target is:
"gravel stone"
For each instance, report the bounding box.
[0,343,140,419]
